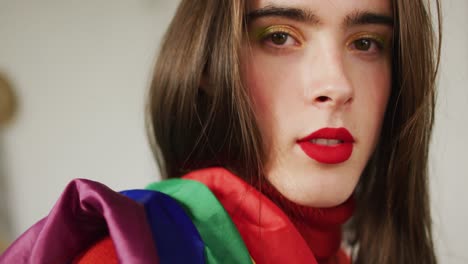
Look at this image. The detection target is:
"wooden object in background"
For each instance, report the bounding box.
[0,73,15,251]
[0,74,17,127]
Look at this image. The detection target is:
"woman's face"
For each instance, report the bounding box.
[240,0,393,207]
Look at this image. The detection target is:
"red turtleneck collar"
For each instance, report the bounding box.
[258,180,355,263]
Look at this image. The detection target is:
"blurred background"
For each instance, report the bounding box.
[0,0,466,263]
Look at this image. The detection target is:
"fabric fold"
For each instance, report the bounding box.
[147,178,253,264]
[121,189,205,264]
[0,179,159,264]
[183,167,319,264]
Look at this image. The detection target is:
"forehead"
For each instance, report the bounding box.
[247,0,393,20]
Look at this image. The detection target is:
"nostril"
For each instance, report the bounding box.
[316,96,330,103]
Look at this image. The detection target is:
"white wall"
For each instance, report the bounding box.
[430,1,468,263]
[0,0,467,263]
[0,0,180,240]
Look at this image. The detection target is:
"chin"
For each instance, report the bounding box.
[290,189,353,208]
[267,168,359,208]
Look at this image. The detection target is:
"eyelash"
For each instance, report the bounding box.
[256,26,387,54]
[347,34,387,54]
[257,25,302,48]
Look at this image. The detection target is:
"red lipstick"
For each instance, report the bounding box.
[297,127,355,164]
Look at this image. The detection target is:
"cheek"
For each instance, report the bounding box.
[349,55,391,108]
[351,59,392,145]
[240,51,303,138]
[240,52,272,144]
[368,63,391,120]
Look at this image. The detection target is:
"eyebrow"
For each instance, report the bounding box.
[246,5,394,28]
[345,11,394,27]
[246,5,320,25]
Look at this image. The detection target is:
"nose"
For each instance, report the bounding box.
[305,43,354,109]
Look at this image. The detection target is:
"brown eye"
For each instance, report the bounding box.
[258,26,302,49]
[270,32,289,45]
[354,39,372,51]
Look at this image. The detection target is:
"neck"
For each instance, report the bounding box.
[257,181,355,263]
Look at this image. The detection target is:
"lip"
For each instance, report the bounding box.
[297,127,355,164]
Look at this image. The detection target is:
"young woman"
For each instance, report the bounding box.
[1,0,441,263]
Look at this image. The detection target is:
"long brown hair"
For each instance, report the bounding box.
[350,1,441,263]
[147,0,441,263]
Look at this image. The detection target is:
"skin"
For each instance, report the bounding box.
[240,0,393,207]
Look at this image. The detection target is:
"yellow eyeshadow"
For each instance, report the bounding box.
[253,25,302,42]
